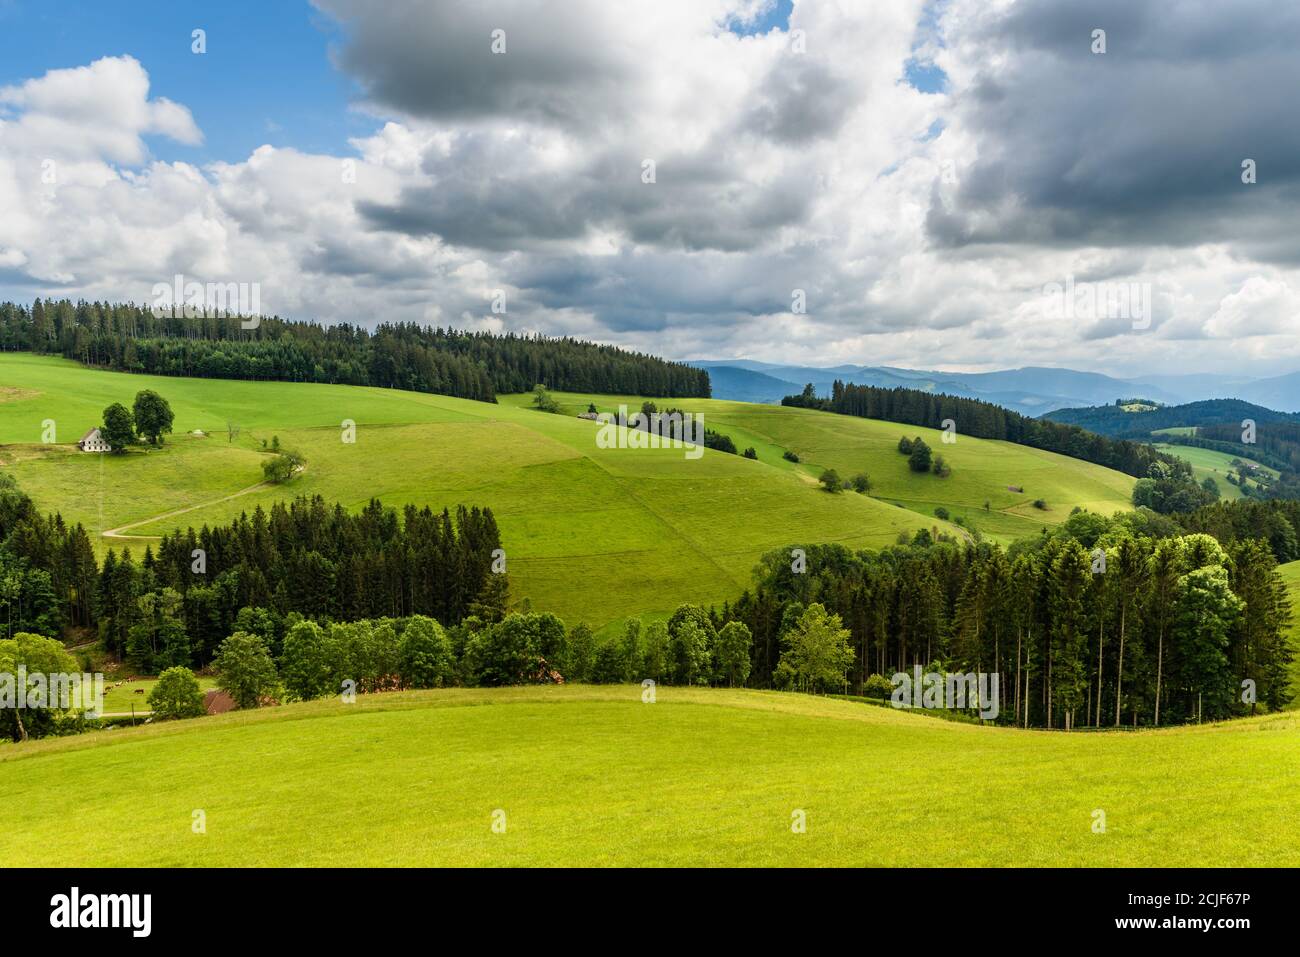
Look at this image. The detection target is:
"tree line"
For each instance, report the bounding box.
[96,496,508,674]
[0,299,711,402]
[716,507,1293,727]
[200,604,759,714]
[783,381,1189,480]
[1175,497,1300,563]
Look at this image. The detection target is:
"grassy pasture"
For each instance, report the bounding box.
[0,685,1295,867]
[97,676,219,715]
[0,355,946,631]
[1152,442,1276,500]
[506,392,1138,543]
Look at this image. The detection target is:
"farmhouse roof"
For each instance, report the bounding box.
[204,689,236,715]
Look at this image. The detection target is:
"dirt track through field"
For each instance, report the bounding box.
[100,466,306,541]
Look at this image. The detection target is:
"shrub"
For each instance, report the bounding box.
[908,438,932,472]
[931,453,950,478]
[742,447,758,460]
[1033,499,1048,510]
[819,468,843,492]
[863,673,893,700]
[934,506,949,520]
[782,450,800,463]
[147,666,206,720]
[532,384,561,413]
[850,473,871,493]
[262,449,304,484]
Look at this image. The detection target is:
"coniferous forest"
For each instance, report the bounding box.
[0,299,711,402]
[721,510,1293,728]
[783,381,1188,479]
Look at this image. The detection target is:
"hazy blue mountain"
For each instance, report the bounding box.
[691,360,1300,415]
[701,365,801,403]
[1237,372,1300,413]
[1125,373,1257,404]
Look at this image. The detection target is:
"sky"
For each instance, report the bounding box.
[1,0,1298,377]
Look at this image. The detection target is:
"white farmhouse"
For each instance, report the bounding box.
[77,428,111,453]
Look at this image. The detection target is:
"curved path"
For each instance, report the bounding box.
[101,466,306,541]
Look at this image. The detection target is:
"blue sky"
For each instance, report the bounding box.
[0,0,365,163]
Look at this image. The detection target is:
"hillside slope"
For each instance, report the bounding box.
[514,392,1137,542]
[0,354,947,630]
[0,686,1295,866]
[1045,398,1296,436]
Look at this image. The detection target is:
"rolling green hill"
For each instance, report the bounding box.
[0,685,1296,866]
[1045,397,1297,436]
[506,391,1137,542]
[1152,442,1276,500]
[0,354,1133,629]
[0,354,947,631]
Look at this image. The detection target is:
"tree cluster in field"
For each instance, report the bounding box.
[95,496,508,674]
[1131,460,1221,513]
[0,299,710,404]
[718,507,1293,727]
[260,439,305,484]
[818,469,871,494]
[784,382,1186,480]
[618,402,739,454]
[99,389,175,450]
[897,435,950,477]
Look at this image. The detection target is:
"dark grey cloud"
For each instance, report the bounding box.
[360,137,816,254]
[742,57,856,143]
[931,0,1300,259]
[313,0,633,129]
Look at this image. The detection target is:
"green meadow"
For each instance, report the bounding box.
[0,354,949,631]
[98,676,219,715]
[1152,442,1276,500]
[0,355,1137,628]
[506,391,1137,543]
[0,685,1295,867]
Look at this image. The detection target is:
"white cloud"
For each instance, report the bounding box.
[2,5,1300,378]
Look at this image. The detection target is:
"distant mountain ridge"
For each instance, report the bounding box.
[690,360,1300,416]
[1043,398,1300,437]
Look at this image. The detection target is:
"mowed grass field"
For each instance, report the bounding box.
[0,354,954,631]
[0,685,1296,866]
[505,392,1137,542]
[1152,442,1276,500]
